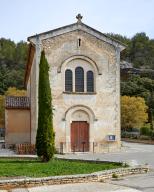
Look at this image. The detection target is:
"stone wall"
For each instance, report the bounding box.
[0,166,149,189]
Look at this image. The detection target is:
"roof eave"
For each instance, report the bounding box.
[24,43,35,87]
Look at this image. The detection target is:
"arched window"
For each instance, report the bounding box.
[87,71,94,92]
[75,67,84,92]
[65,69,73,92]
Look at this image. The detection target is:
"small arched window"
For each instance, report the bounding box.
[87,71,94,92]
[65,69,73,92]
[75,67,84,92]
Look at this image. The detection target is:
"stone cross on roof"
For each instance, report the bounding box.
[76,14,83,23]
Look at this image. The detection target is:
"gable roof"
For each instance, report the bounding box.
[28,22,126,50]
[25,19,126,86]
[5,96,30,109]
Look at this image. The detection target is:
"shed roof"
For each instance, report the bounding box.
[5,96,30,109]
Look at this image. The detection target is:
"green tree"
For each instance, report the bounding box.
[36,50,55,162]
[121,75,154,129]
[0,38,28,94]
[121,96,148,130]
[109,32,154,69]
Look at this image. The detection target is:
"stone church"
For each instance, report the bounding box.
[5,14,125,153]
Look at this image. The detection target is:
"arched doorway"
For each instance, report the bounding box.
[65,105,95,153]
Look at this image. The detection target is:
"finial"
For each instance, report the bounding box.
[76,13,83,23]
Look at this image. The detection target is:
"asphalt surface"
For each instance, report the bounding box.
[110,172,154,192]
[10,182,141,192]
[57,142,154,168]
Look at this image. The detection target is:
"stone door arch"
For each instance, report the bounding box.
[65,105,95,152]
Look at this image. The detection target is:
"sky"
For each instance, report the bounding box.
[0,0,154,42]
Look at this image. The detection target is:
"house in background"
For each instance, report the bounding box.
[5,14,125,153]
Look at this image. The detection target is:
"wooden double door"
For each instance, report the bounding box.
[71,121,89,152]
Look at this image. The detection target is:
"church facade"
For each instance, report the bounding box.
[24,15,125,153]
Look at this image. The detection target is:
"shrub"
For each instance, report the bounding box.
[151,131,154,140]
[112,173,118,178]
[140,124,151,136]
[140,135,150,140]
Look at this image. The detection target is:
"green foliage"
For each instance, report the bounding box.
[151,131,154,140]
[140,124,154,140]
[112,173,118,178]
[140,124,151,136]
[129,33,154,69]
[108,32,154,69]
[0,38,28,94]
[121,96,148,130]
[36,51,55,162]
[0,158,123,177]
[121,76,154,128]
[121,76,154,99]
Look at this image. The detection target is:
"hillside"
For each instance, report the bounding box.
[107,32,154,69]
[0,38,28,94]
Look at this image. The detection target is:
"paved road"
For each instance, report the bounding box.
[10,182,141,192]
[110,172,154,192]
[57,142,154,168]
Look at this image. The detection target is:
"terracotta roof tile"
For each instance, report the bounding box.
[5,96,30,109]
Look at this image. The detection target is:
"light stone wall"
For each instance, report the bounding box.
[28,29,121,152]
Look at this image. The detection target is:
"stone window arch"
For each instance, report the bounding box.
[63,56,97,93]
[65,69,73,92]
[75,67,84,92]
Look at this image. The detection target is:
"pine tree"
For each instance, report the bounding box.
[36,50,55,162]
